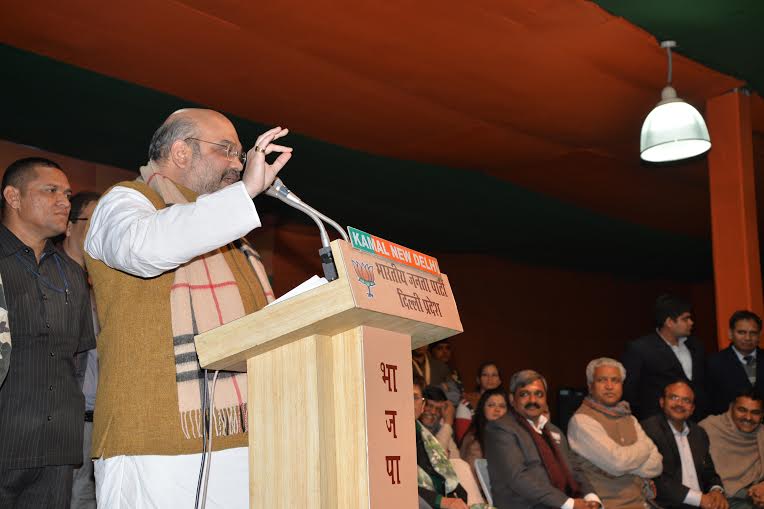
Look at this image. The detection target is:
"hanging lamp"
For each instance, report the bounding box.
[640,41,711,162]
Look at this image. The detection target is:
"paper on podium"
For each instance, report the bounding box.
[267,275,328,307]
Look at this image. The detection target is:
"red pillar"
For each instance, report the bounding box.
[706,89,763,348]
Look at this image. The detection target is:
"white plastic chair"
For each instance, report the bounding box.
[474,458,493,506]
[450,458,485,505]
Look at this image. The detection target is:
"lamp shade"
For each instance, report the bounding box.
[640,88,711,162]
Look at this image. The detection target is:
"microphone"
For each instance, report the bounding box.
[265,178,344,281]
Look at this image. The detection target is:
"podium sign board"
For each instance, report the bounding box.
[338,240,461,350]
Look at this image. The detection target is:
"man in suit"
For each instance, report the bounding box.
[706,311,763,415]
[484,369,601,509]
[623,294,708,420]
[641,381,727,509]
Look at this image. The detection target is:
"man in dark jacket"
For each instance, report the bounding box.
[484,370,600,509]
[623,294,708,420]
[641,381,727,509]
[706,310,764,415]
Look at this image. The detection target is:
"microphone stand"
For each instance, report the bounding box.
[269,179,348,242]
[265,184,339,281]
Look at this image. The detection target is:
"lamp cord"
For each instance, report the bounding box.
[666,45,673,85]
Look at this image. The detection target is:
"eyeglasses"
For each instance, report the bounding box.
[666,394,694,405]
[185,138,247,166]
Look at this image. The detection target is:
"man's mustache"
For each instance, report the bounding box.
[222,169,240,181]
[524,403,541,410]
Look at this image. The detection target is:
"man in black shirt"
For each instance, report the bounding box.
[0,157,95,508]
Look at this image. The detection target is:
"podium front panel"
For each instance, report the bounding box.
[362,327,417,508]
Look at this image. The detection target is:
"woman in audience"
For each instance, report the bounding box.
[454,362,503,443]
[459,388,509,470]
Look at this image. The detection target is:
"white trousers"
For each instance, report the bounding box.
[94,447,249,509]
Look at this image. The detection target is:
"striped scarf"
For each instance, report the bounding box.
[138,162,274,440]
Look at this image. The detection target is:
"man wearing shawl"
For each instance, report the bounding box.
[700,388,764,508]
[415,376,494,509]
[484,369,600,509]
[568,357,663,508]
[84,109,290,508]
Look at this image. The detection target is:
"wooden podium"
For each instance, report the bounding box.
[195,239,462,508]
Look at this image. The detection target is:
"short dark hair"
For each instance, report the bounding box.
[428,339,449,353]
[1,157,62,210]
[413,375,426,393]
[662,379,694,398]
[732,387,764,406]
[654,294,691,329]
[729,310,762,331]
[148,116,197,162]
[509,369,547,394]
[423,385,447,402]
[68,192,100,222]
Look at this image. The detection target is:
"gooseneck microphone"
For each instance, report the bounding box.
[265,178,345,281]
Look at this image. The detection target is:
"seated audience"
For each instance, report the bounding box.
[484,369,601,509]
[700,388,764,508]
[460,388,509,471]
[707,311,763,415]
[430,339,465,406]
[455,362,503,443]
[568,357,663,508]
[414,345,452,387]
[423,385,460,459]
[642,381,727,509]
[414,377,494,509]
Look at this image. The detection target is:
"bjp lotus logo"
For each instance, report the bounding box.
[352,260,375,298]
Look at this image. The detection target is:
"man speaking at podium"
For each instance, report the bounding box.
[84,109,291,508]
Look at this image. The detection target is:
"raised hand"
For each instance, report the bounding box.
[241,126,293,198]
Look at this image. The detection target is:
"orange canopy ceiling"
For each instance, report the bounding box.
[0,0,761,242]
